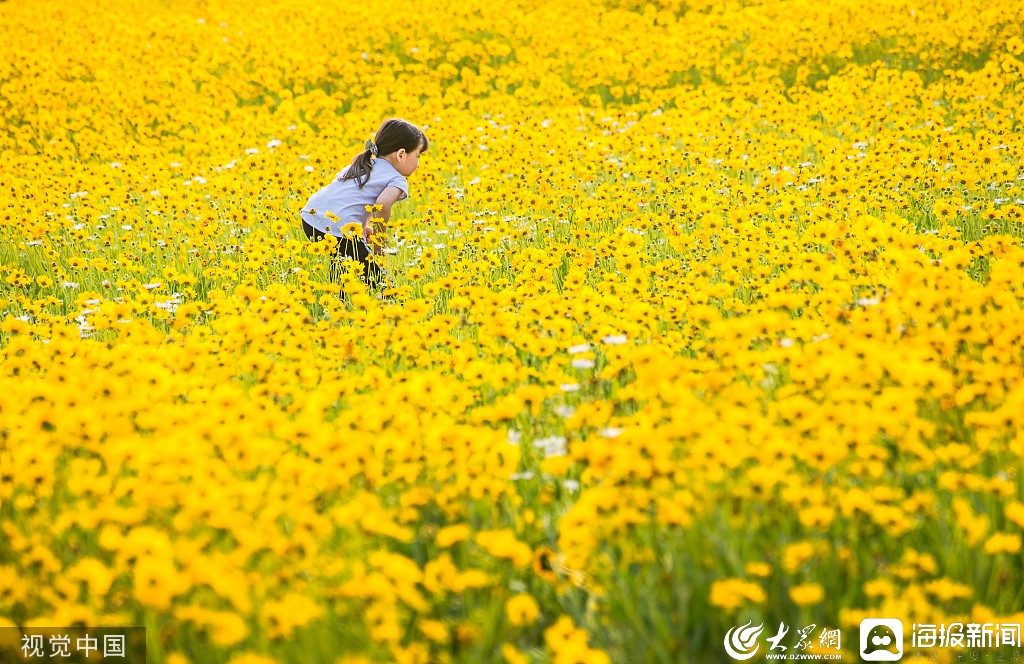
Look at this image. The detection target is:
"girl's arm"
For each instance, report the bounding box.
[365,186,405,255]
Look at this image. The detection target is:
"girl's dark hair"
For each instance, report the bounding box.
[341,118,428,188]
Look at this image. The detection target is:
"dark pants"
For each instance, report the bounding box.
[301,218,388,288]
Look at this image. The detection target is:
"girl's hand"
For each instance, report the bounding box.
[363,225,383,255]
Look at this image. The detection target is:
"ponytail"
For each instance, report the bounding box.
[340,118,428,189]
[343,150,376,189]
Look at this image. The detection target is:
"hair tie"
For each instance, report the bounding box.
[364,139,378,157]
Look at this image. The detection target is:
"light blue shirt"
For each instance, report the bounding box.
[300,158,408,236]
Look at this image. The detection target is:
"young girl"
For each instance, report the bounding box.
[300,118,428,289]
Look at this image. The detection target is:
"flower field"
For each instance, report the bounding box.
[1,0,1024,661]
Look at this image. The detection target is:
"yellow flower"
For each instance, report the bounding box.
[745,562,772,578]
[864,579,895,598]
[501,643,530,664]
[984,532,1022,555]
[789,583,825,606]
[932,199,958,219]
[454,569,492,591]
[227,653,280,664]
[709,578,766,611]
[782,541,816,574]
[435,524,471,548]
[369,550,423,587]
[923,578,973,601]
[132,556,189,611]
[262,593,323,639]
[1005,502,1024,528]
[418,619,449,644]
[476,530,533,568]
[799,504,835,529]
[209,611,249,647]
[423,554,458,594]
[544,616,611,664]
[67,558,114,597]
[505,594,541,626]
[953,498,990,546]
[456,623,481,645]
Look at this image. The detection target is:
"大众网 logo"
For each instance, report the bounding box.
[724,621,765,660]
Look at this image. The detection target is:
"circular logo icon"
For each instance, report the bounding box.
[860,618,904,661]
[724,621,765,660]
